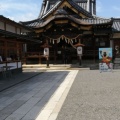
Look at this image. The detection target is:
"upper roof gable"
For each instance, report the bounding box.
[41,0,93,20]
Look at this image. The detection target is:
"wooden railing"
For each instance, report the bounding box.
[0,60,22,71]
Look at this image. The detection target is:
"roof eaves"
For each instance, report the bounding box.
[0,29,40,43]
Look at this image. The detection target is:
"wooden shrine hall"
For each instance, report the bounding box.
[1,0,120,65]
[0,15,40,75]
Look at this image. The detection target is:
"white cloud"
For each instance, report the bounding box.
[0,0,41,22]
[1,3,38,12]
[12,13,38,22]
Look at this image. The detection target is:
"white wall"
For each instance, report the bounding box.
[6,24,15,33]
[21,29,30,34]
[17,28,20,34]
[0,62,22,72]
[0,20,30,34]
[0,21,4,30]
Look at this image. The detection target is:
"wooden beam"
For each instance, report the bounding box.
[70,22,79,28]
[80,26,92,30]
[45,24,52,30]
[36,29,44,33]
[55,20,68,24]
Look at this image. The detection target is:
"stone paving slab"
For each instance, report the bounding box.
[0,71,44,92]
[0,70,78,120]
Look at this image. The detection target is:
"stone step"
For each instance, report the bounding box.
[114,61,120,64]
[114,58,120,61]
[114,67,120,69]
[22,64,71,68]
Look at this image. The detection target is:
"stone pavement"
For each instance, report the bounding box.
[0,70,45,92]
[0,70,78,120]
[1,69,120,120]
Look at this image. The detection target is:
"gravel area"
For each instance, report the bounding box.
[57,70,120,120]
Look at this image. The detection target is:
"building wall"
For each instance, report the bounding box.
[6,24,15,33]
[17,28,20,34]
[0,21,4,30]
[0,17,31,35]
[21,29,30,34]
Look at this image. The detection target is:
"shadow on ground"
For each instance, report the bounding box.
[0,70,70,120]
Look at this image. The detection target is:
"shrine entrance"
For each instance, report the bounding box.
[56,38,77,64]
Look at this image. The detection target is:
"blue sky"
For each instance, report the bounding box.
[0,0,120,22]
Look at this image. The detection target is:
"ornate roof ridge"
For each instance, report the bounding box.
[93,15,111,20]
[67,0,93,18]
[41,0,93,19]
[41,1,61,19]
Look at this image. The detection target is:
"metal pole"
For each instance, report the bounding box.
[79,55,82,66]
[46,56,50,68]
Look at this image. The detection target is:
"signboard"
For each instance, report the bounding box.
[99,48,113,72]
[44,48,49,56]
[77,46,82,55]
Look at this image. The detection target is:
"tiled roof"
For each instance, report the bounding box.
[41,1,61,19]
[20,19,42,27]
[82,17,111,24]
[67,0,93,18]
[21,15,112,28]
[77,2,87,11]
[112,18,120,32]
[0,29,40,43]
[20,0,120,32]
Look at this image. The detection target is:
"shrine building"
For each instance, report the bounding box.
[1,0,120,66]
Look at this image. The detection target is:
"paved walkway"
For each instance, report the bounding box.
[1,70,120,120]
[0,70,78,120]
[0,71,45,92]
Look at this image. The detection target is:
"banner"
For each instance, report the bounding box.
[99,48,113,72]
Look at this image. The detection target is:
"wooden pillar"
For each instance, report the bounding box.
[46,56,50,68]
